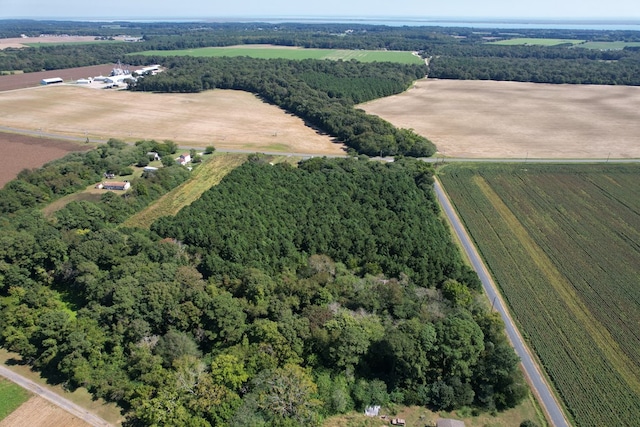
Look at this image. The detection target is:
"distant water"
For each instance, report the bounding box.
[35,16,640,31]
[249,17,640,31]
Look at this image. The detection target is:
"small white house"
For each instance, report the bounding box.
[177,153,191,165]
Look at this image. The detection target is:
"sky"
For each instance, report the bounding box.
[2,0,639,21]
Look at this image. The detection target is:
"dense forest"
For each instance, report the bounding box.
[2,19,640,86]
[0,144,528,426]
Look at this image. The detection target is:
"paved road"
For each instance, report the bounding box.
[433,178,570,427]
[0,365,112,427]
[2,125,638,163]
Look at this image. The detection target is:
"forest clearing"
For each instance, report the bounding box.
[438,163,640,427]
[0,85,344,156]
[361,78,640,159]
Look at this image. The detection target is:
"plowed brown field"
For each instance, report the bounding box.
[0,65,117,92]
[361,78,640,158]
[0,85,344,156]
[0,132,92,188]
[0,397,89,427]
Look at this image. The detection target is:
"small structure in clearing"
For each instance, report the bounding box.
[41,77,63,85]
[95,181,130,190]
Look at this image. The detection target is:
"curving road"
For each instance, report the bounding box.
[0,365,113,427]
[433,177,570,427]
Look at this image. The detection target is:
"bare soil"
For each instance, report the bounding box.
[0,397,89,427]
[0,132,92,188]
[361,78,640,158]
[0,85,345,155]
[0,65,117,92]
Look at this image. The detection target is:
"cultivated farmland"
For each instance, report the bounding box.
[490,38,585,46]
[439,163,640,427]
[0,132,92,188]
[0,85,344,155]
[135,44,425,64]
[361,78,640,159]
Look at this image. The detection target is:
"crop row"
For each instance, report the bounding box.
[439,163,640,427]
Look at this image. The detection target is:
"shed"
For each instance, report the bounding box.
[98,181,130,191]
[436,419,465,427]
[41,77,63,85]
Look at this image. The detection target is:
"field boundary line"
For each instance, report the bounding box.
[0,365,112,427]
[433,177,569,427]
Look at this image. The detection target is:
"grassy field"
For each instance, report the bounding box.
[578,41,640,50]
[323,395,545,427]
[0,378,30,421]
[438,163,640,427]
[134,45,425,64]
[122,153,247,229]
[490,38,584,46]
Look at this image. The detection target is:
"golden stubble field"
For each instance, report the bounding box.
[0,397,89,427]
[361,78,640,158]
[0,85,344,155]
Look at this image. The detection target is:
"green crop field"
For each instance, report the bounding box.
[0,378,30,420]
[578,41,640,50]
[491,38,585,46]
[438,163,640,427]
[134,46,425,64]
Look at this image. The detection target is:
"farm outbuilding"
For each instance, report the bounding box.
[95,181,130,190]
[40,77,63,85]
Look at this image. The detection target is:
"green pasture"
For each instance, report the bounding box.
[439,163,640,427]
[491,37,584,46]
[133,46,424,64]
[0,378,30,420]
[577,41,640,50]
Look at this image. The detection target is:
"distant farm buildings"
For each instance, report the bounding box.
[95,181,130,191]
[41,77,63,85]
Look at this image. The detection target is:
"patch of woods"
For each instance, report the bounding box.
[130,57,434,157]
[0,142,528,426]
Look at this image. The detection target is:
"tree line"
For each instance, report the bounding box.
[130,56,435,157]
[0,144,528,426]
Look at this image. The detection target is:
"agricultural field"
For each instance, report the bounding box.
[360,78,640,158]
[0,64,116,91]
[0,379,30,421]
[134,44,425,64]
[490,38,585,46]
[438,163,640,427]
[122,153,247,229]
[0,36,126,50]
[0,132,92,188]
[0,396,89,427]
[577,41,640,50]
[0,85,344,155]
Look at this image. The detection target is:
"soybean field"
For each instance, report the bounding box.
[438,163,640,427]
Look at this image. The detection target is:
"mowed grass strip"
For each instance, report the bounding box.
[122,153,246,229]
[134,45,424,64]
[490,38,585,46]
[0,378,30,421]
[439,163,640,427]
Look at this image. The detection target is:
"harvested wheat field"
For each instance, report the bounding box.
[361,78,640,158]
[0,85,344,155]
[0,396,89,427]
[0,132,92,188]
